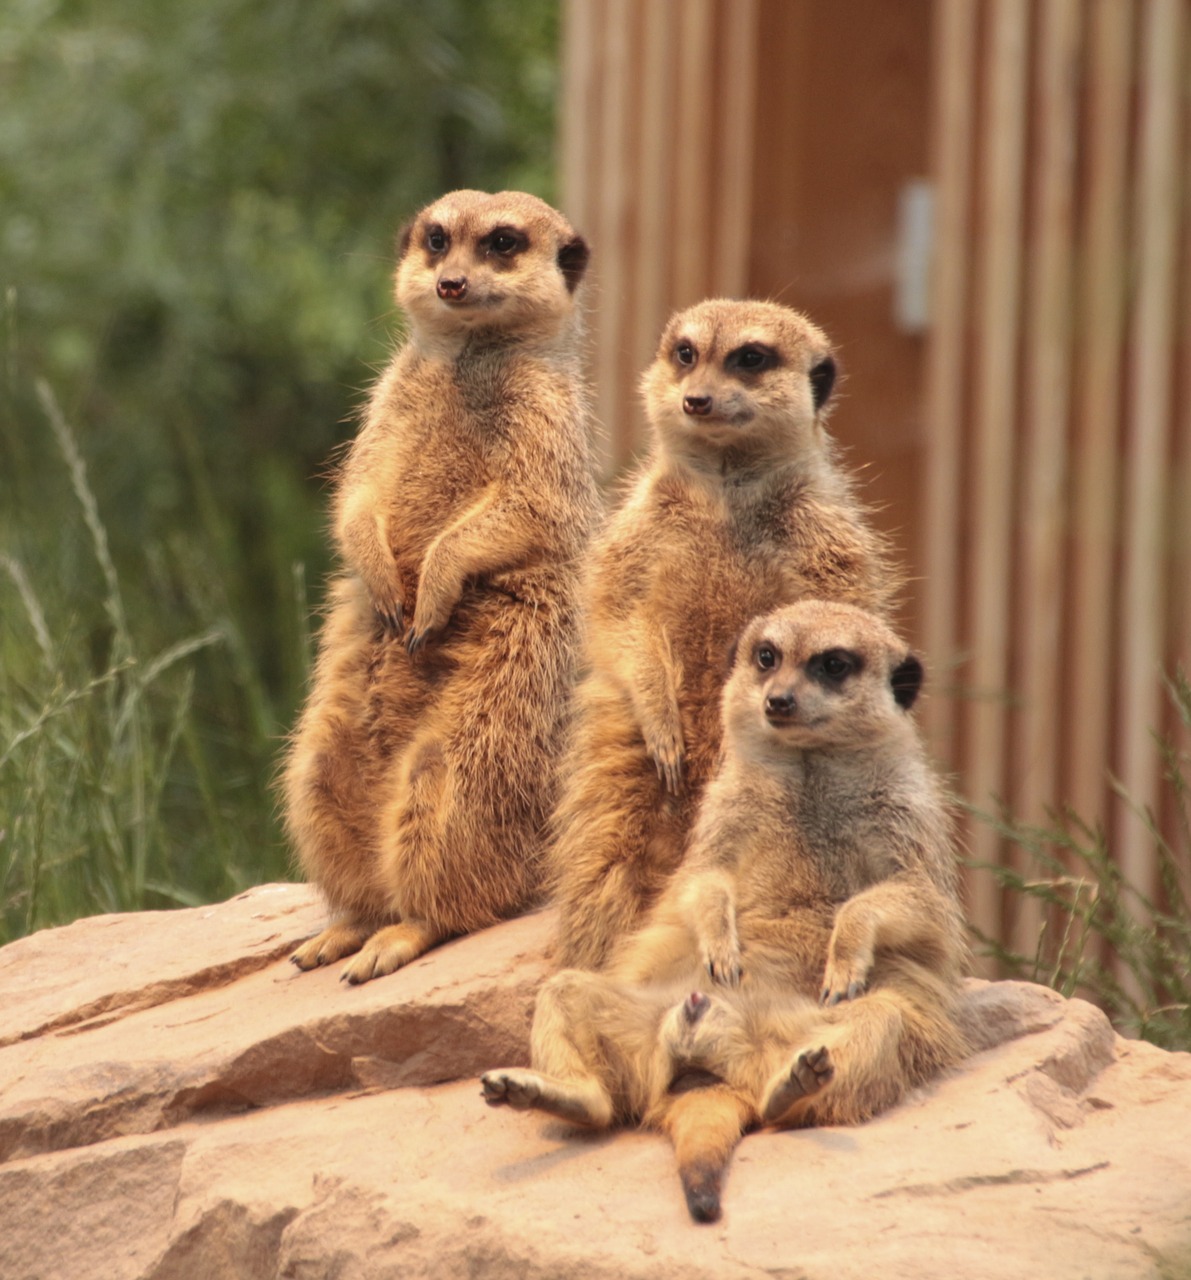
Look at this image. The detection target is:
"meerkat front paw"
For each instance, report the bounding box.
[761,1045,834,1125]
[644,722,685,794]
[820,946,873,1006]
[405,569,456,654]
[372,588,406,639]
[480,1069,546,1111]
[702,937,743,987]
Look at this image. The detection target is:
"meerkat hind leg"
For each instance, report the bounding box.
[339,918,445,985]
[760,1045,835,1126]
[291,918,373,971]
[480,1069,612,1128]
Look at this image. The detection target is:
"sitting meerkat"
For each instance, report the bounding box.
[548,299,900,971]
[484,600,967,1222]
[283,189,600,984]
[614,598,968,1006]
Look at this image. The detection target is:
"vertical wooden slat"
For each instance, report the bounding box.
[963,0,1030,944]
[713,0,759,298]
[1010,0,1081,955]
[592,0,634,476]
[1115,0,1184,894]
[922,0,978,759]
[1064,0,1134,830]
[558,0,599,231]
[672,0,716,307]
[631,0,678,422]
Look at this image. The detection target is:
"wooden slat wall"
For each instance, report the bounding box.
[559,0,759,477]
[560,0,1191,961]
[924,0,1191,954]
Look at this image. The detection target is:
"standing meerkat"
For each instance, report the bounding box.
[549,299,901,970]
[283,189,600,984]
[484,600,968,1222]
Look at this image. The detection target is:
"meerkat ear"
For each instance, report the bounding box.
[557,235,590,293]
[396,220,415,260]
[890,652,924,710]
[809,355,837,410]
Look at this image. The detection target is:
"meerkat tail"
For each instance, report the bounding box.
[660,1085,754,1224]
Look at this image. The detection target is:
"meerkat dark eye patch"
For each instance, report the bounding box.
[557,235,590,292]
[726,343,779,374]
[890,653,924,709]
[809,647,861,685]
[425,224,449,255]
[808,355,836,409]
[482,225,529,258]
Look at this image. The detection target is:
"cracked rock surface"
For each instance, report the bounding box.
[2,883,1190,1279]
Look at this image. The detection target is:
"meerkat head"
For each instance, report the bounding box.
[724,600,924,755]
[640,299,837,471]
[393,189,589,348]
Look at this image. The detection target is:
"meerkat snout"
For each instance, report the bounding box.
[764,691,796,723]
[436,275,468,301]
[683,394,713,417]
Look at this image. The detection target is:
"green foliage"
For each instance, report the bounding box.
[0,0,559,939]
[972,672,1191,1051]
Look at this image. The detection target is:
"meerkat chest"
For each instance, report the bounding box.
[378,361,517,557]
[641,491,803,689]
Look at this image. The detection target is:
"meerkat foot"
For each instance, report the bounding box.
[761,1045,835,1125]
[291,921,371,971]
[480,1068,546,1111]
[480,1070,609,1127]
[339,919,443,985]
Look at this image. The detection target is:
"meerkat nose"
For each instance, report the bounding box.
[684,991,711,1023]
[682,394,713,417]
[436,276,468,301]
[764,692,796,722]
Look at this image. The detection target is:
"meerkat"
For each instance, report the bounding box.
[612,599,968,1007]
[485,601,968,1222]
[548,299,901,970]
[283,189,600,984]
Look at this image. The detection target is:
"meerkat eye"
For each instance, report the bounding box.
[674,341,697,368]
[813,648,860,684]
[486,227,526,257]
[426,227,448,254]
[756,644,778,671]
[729,343,778,373]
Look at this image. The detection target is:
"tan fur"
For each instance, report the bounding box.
[548,300,900,970]
[485,601,968,1221]
[283,190,600,983]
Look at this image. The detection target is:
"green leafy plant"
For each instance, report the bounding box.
[972,672,1191,1051]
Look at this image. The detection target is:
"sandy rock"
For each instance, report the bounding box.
[2,884,1190,1280]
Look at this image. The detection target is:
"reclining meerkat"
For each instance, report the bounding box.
[484,600,968,1222]
[549,300,901,970]
[283,189,600,984]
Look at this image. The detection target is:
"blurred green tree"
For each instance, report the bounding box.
[0,0,560,937]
